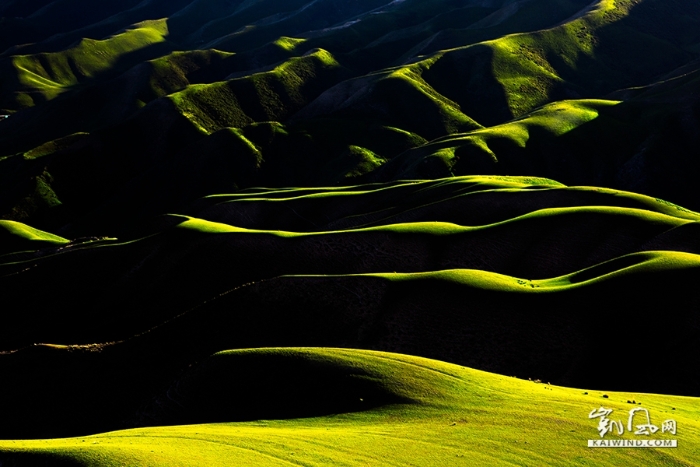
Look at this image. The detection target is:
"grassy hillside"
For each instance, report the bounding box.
[2,2,700,464]
[0,219,68,254]
[0,177,699,440]
[1,0,700,233]
[0,349,697,465]
[0,19,173,110]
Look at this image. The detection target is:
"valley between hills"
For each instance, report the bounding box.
[1,0,700,465]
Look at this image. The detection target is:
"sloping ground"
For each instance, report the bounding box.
[0,177,699,439]
[1,2,700,461]
[0,219,68,254]
[0,19,173,110]
[0,349,698,466]
[1,176,698,350]
[3,0,700,235]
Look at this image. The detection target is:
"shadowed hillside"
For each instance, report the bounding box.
[2,0,700,236]
[2,1,700,463]
[0,176,699,440]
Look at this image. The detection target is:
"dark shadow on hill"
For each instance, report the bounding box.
[421,44,513,127]
[0,39,176,156]
[0,0,143,55]
[0,252,698,439]
[133,350,414,428]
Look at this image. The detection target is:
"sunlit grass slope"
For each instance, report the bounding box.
[179,175,700,232]
[0,348,698,466]
[1,2,700,455]
[0,19,173,110]
[169,48,348,133]
[0,0,191,58]
[416,0,700,123]
[1,177,700,440]
[0,248,699,438]
[0,49,236,159]
[0,0,145,56]
[2,175,699,301]
[368,99,626,180]
[0,219,68,255]
[2,0,700,226]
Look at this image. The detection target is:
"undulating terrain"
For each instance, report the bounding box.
[1,0,699,465]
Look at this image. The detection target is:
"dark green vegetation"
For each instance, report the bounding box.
[1,0,700,465]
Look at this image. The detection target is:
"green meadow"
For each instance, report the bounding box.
[1,349,697,466]
[1,1,700,465]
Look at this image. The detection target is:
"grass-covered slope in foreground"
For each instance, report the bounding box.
[0,348,698,466]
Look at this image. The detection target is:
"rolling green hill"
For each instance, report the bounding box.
[2,1,700,465]
[3,0,700,235]
[0,19,173,111]
[0,176,699,442]
[0,349,698,465]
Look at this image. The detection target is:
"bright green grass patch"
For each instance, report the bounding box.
[552,250,700,287]
[174,216,250,234]
[476,0,621,117]
[0,220,69,251]
[411,0,677,122]
[273,36,308,52]
[7,19,170,107]
[169,48,341,133]
[198,175,700,225]
[336,145,386,180]
[511,99,618,136]
[485,34,565,117]
[1,348,697,466]
[202,175,566,202]
[172,202,693,240]
[386,67,478,133]
[146,49,235,99]
[404,99,620,167]
[371,250,700,293]
[430,99,618,151]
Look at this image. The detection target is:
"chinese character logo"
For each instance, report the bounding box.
[589,407,677,438]
[589,407,624,438]
[628,408,658,435]
[662,420,677,435]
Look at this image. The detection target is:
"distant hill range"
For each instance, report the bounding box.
[0,0,700,235]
